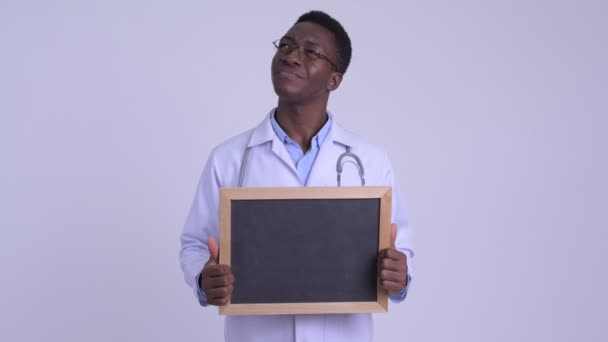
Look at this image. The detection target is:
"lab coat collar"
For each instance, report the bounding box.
[247,108,359,149]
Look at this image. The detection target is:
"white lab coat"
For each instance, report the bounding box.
[180,110,414,342]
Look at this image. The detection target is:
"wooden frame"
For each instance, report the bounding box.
[219,186,392,315]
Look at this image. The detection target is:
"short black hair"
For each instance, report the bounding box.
[296,11,352,74]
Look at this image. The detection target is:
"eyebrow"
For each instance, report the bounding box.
[281,35,321,47]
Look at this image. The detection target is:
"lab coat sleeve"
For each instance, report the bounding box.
[179,149,222,307]
[384,152,415,303]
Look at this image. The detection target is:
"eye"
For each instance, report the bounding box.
[305,49,323,59]
[278,42,292,50]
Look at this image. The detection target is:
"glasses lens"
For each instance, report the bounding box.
[275,40,293,54]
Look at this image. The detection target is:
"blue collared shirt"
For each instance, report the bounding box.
[270,112,332,185]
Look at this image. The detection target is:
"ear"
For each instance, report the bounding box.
[326,72,343,92]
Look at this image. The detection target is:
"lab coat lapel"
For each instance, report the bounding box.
[248,110,299,183]
[306,118,357,187]
[271,135,299,180]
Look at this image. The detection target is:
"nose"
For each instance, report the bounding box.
[281,46,302,66]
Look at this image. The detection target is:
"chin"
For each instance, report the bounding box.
[273,83,302,100]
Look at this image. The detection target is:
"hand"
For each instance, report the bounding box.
[378,224,408,295]
[199,236,235,306]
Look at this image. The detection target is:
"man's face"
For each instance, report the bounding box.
[271,22,342,104]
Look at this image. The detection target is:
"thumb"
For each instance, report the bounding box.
[390,224,397,249]
[207,236,219,264]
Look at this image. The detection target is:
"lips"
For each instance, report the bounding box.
[274,68,304,79]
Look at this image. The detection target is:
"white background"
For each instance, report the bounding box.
[1,0,607,341]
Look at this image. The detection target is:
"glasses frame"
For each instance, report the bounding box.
[273,39,340,72]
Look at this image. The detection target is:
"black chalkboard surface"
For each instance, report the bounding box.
[219,187,392,315]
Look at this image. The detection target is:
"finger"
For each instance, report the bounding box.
[202,274,235,290]
[378,270,407,288]
[205,285,234,299]
[207,236,219,264]
[378,257,406,272]
[202,264,232,278]
[208,296,231,306]
[377,249,406,270]
[390,223,397,248]
[381,279,406,293]
[379,269,405,283]
[382,248,406,262]
[377,247,391,260]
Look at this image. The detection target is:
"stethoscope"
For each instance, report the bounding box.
[238,145,365,187]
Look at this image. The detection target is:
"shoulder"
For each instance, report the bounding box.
[332,120,391,162]
[210,129,254,159]
[331,120,396,186]
[210,111,272,158]
[203,128,254,187]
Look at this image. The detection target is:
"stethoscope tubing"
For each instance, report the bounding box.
[238,145,365,187]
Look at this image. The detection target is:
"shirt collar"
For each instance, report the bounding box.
[270,110,332,149]
[248,108,357,148]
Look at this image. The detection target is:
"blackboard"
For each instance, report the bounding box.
[218,187,392,315]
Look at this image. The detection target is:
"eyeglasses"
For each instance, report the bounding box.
[273,39,339,72]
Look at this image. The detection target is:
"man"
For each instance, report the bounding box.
[180,10,414,342]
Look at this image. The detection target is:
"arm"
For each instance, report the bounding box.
[378,224,411,301]
[179,151,233,306]
[199,237,234,306]
[378,153,415,302]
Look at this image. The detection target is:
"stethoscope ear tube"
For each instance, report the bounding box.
[336,146,365,187]
[238,147,250,188]
[238,145,365,187]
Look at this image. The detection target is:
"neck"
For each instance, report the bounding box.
[275,98,329,152]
